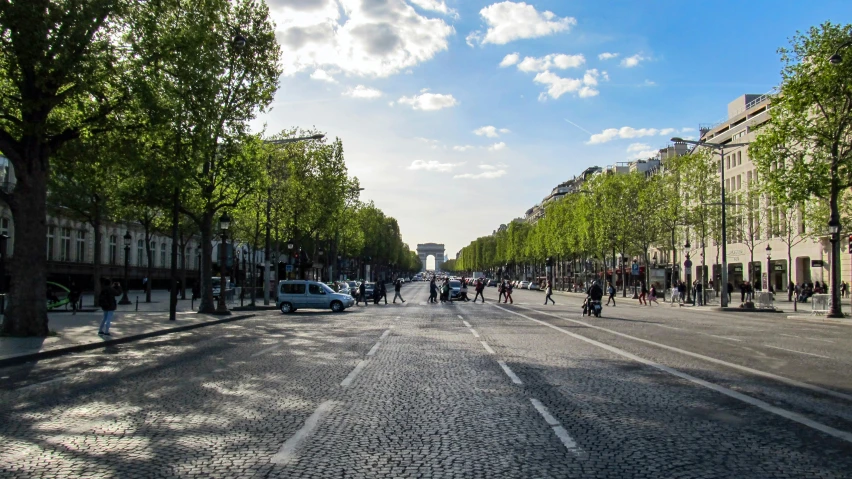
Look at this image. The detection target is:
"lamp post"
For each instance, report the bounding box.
[672,137,749,308]
[215,212,231,315]
[683,240,692,303]
[286,241,294,280]
[765,243,772,293]
[262,134,325,306]
[119,231,132,305]
[631,259,639,299]
[828,219,842,317]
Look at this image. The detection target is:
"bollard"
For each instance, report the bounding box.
[135,296,139,311]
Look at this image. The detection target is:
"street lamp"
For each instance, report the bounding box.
[765,244,772,292]
[119,231,132,305]
[215,211,231,315]
[828,38,852,65]
[672,137,749,307]
[828,219,842,317]
[683,240,692,303]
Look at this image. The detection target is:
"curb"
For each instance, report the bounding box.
[0,313,256,369]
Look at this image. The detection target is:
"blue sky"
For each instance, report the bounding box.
[252,0,852,258]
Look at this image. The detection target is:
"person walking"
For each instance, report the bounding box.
[429,278,438,303]
[694,280,703,306]
[392,279,405,303]
[98,278,122,336]
[605,281,616,307]
[473,279,485,303]
[440,280,449,304]
[378,281,388,304]
[460,280,470,302]
[504,281,514,304]
[726,281,734,304]
[648,284,660,305]
[68,282,81,315]
[787,281,795,302]
[498,281,506,303]
[544,281,555,305]
[677,281,687,305]
[639,281,648,305]
[357,282,368,306]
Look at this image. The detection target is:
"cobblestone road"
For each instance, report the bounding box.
[1,282,851,478]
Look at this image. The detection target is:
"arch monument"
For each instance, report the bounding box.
[417,243,445,272]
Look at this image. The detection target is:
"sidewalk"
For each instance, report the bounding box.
[0,289,254,366]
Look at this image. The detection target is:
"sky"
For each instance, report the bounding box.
[251,0,852,259]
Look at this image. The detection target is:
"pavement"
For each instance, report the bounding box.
[1,283,851,477]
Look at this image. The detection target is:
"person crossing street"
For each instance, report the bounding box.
[473,279,486,303]
[392,278,406,303]
[544,281,555,305]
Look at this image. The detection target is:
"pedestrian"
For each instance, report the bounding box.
[440,280,449,303]
[357,282,368,306]
[727,281,734,304]
[639,281,647,305]
[378,281,388,304]
[605,281,616,306]
[429,278,438,303]
[392,279,405,303]
[97,278,122,336]
[473,279,486,303]
[498,281,506,302]
[68,282,81,315]
[544,281,555,305]
[192,282,200,300]
[677,281,687,304]
[460,280,470,301]
[695,280,703,306]
[787,281,795,302]
[648,284,660,305]
[504,281,514,304]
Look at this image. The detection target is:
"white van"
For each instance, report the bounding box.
[277,280,355,313]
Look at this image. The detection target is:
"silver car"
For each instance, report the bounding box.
[277,280,355,313]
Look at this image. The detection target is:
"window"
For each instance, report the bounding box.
[737,151,742,165]
[726,155,731,169]
[76,231,86,262]
[46,226,55,261]
[109,235,117,265]
[60,227,72,261]
[160,243,167,268]
[281,283,306,295]
[736,175,741,190]
[309,284,325,295]
[137,239,144,266]
[150,241,156,266]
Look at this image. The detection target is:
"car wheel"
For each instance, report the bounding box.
[331,301,344,312]
[280,302,293,314]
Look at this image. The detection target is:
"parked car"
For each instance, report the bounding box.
[527,282,540,291]
[518,281,530,289]
[212,277,234,301]
[277,280,355,313]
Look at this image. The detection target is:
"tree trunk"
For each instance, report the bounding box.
[145,225,153,303]
[180,240,188,300]
[169,188,179,321]
[198,213,216,313]
[91,199,102,307]
[3,152,49,336]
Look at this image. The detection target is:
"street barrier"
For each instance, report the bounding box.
[754,291,774,309]
[811,294,831,315]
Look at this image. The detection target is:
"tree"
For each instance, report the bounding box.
[751,21,852,316]
[0,0,142,335]
[730,185,768,288]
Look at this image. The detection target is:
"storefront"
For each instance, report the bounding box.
[769,259,787,292]
[728,263,744,286]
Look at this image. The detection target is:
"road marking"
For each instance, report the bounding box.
[271,400,339,464]
[656,324,684,331]
[779,333,801,339]
[498,305,852,444]
[463,320,472,328]
[251,344,283,357]
[530,398,582,454]
[395,316,401,321]
[469,328,480,338]
[498,361,522,384]
[780,333,834,344]
[480,341,495,354]
[340,360,369,387]
[703,334,742,342]
[763,345,830,359]
[515,305,852,402]
[367,342,381,356]
[380,329,391,340]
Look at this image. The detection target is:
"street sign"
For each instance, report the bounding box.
[811,260,824,268]
[684,259,692,269]
[631,263,640,276]
[285,264,293,272]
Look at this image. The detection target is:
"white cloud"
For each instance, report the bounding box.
[488,142,507,151]
[408,160,461,172]
[583,68,602,86]
[517,53,585,72]
[587,126,691,144]
[621,54,646,68]
[468,1,576,46]
[272,0,453,78]
[343,85,383,99]
[626,143,651,153]
[415,137,439,143]
[578,86,598,98]
[398,90,458,110]
[682,127,696,132]
[598,52,619,60]
[499,52,520,67]
[642,79,656,87]
[408,0,457,16]
[533,67,604,100]
[628,148,658,160]
[474,125,510,138]
[310,68,337,83]
[454,169,508,179]
[453,145,475,152]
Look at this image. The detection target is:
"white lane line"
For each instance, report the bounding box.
[516,306,852,403]
[763,345,830,359]
[463,320,473,328]
[340,360,369,387]
[480,341,496,354]
[498,361,523,384]
[656,324,684,331]
[779,333,801,339]
[270,400,340,464]
[367,341,381,356]
[530,398,582,454]
[703,334,742,342]
[380,329,391,340]
[780,333,834,344]
[395,316,401,321]
[469,328,481,338]
[498,305,852,445]
[251,344,283,357]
